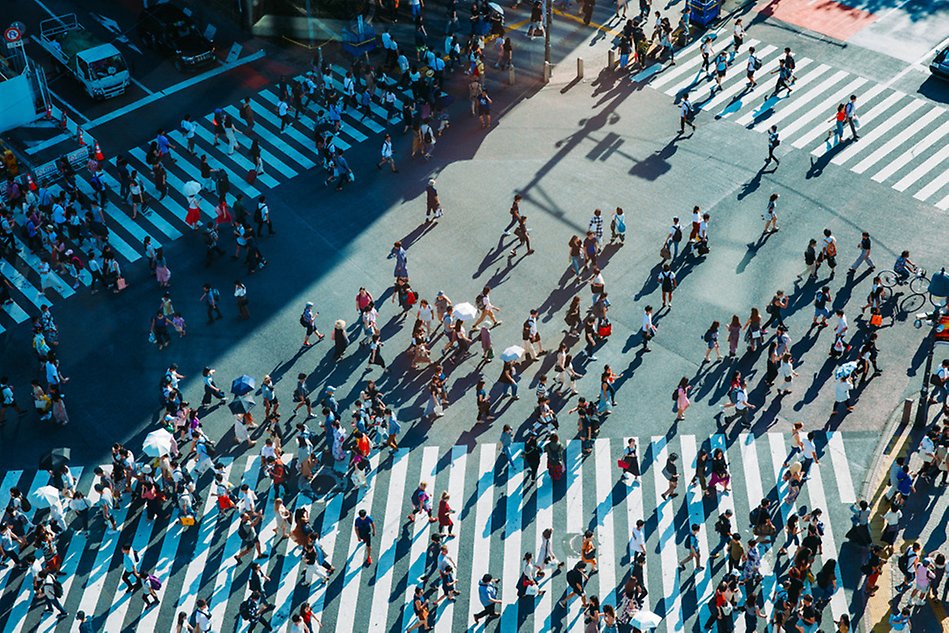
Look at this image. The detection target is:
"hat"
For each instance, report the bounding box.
[425,69,434,78]
[142,465,152,474]
[437,291,444,296]
[305,301,313,307]
[326,386,336,393]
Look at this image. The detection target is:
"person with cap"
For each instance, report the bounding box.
[299,302,324,347]
[425,179,443,221]
[332,320,349,359]
[201,367,226,406]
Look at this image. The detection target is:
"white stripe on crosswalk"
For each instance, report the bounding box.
[1,297,29,324]
[764,433,790,617]
[871,119,949,183]
[697,46,780,115]
[912,158,949,202]
[206,112,301,185]
[176,460,232,618]
[311,487,345,619]
[781,76,869,142]
[74,477,127,629]
[137,497,190,631]
[0,472,51,632]
[658,38,753,94]
[398,446,440,631]
[467,444,496,627]
[366,449,411,632]
[723,56,815,123]
[0,259,46,312]
[209,457,260,625]
[534,447,555,633]
[625,438,648,610]
[127,147,215,221]
[938,192,949,211]
[101,491,160,632]
[789,82,888,149]
[190,118,288,190]
[812,89,903,157]
[735,61,827,127]
[437,445,467,630]
[826,432,856,503]
[170,128,282,191]
[805,454,849,620]
[827,97,924,165]
[893,142,949,192]
[10,234,76,297]
[564,439,584,627]
[330,455,380,633]
[36,469,90,633]
[593,439,617,606]
[630,34,711,83]
[70,178,151,260]
[98,166,185,241]
[754,67,847,135]
[176,125,264,202]
[499,446,525,632]
[652,436,682,633]
[851,107,944,175]
[232,103,317,171]
[680,435,713,625]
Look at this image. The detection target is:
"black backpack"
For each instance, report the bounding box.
[672,226,682,242]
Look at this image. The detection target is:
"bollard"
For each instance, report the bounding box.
[577,57,584,79]
[543,61,551,83]
[508,65,515,85]
[607,49,616,69]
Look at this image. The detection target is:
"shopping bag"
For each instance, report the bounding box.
[180,516,196,526]
[869,312,883,327]
[245,169,257,184]
[598,323,613,337]
[617,459,629,470]
[116,277,128,291]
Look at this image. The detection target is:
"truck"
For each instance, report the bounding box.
[37,14,129,100]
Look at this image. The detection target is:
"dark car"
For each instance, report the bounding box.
[138,2,215,71]
[931,47,949,80]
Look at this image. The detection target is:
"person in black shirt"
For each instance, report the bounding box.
[560,561,589,608]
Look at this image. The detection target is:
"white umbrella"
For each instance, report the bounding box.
[488,2,504,15]
[500,345,524,362]
[182,180,202,198]
[143,428,174,457]
[453,302,477,322]
[629,609,662,630]
[31,485,62,509]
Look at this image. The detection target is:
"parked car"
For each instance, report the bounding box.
[138,2,215,72]
[931,47,949,80]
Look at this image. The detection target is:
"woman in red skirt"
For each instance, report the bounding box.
[437,491,456,538]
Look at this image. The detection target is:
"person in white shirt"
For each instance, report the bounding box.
[180,114,197,154]
[471,286,502,330]
[277,99,290,132]
[377,133,398,172]
[194,598,213,633]
[537,527,565,572]
[746,46,760,87]
[238,484,258,513]
[629,519,646,556]
[641,305,657,352]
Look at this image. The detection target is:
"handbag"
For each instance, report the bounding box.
[617,459,629,470]
[660,243,671,259]
[116,277,128,291]
[591,283,604,295]
[869,312,883,327]
[180,516,196,526]
[598,323,613,337]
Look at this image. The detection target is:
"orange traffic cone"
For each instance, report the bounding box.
[94,141,104,161]
[60,111,67,130]
[77,127,85,146]
[26,173,37,192]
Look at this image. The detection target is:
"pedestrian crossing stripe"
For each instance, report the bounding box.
[0,62,432,332]
[633,32,948,209]
[0,437,864,631]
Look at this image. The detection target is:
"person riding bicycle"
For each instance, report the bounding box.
[894,250,917,282]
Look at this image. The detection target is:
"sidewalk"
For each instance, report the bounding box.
[861,399,949,632]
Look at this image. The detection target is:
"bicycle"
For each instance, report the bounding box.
[879,267,929,295]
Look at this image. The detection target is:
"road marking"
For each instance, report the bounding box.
[892,142,949,192]
[826,432,856,503]
[680,435,713,627]
[310,487,346,619]
[84,50,267,131]
[652,436,683,633]
[658,37,749,94]
[871,119,949,182]
[790,82,888,149]
[851,106,944,174]
[499,446,526,632]
[781,76,868,143]
[466,446,495,627]
[398,446,440,632]
[534,445,555,633]
[0,472,51,631]
[698,47,781,114]
[366,449,411,632]
[435,445,468,630]
[912,160,949,202]
[594,439,617,605]
[806,455,849,620]
[827,95,921,164]
[735,62,829,127]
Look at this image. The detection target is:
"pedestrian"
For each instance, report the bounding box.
[641,305,658,352]
[845,94,860,140]
[610,207,627,243]
[848,231,875,274]
[230,280,249,320]
[510,215,534,256]
[40,570,68,618]
[679,92,696,133]
[200,284,223,323]
[731,18,745,60]
[559,562,589,608]
[522,309,545,359]
[545,433,566,481]
[745,46,760,87]
[660,451,679,499]
[121,544,142,592]
[478,89,493,128]
[761,128,780,173]
[828,103,847,145]
[299,302,324,346]
[473,574,502,623]
[713,51,728,92]
[702,321,721,362]
[679,523,703,571]
[658,264,676,308]
[377,133,398,172]
[425,179,442,220]
[201,366,226,406]
[675,377,691,420]
[763,290,788,330]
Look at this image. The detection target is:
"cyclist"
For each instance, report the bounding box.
[893,250,917,283]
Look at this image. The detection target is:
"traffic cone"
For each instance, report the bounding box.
[60,111,67,130]
[45,105,52,120]
[26,173,37,192]
[94,141,104,161]
[77,127,85,146]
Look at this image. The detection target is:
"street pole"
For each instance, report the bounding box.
[915,314,939,428]
[545,0,552,65]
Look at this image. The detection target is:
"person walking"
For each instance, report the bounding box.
[703,321,722,362]
[848,231,875,275]
[354,509,376,566]
[658,265,676,308]
[522,309,545,359]
[510,215,534,256]
[201,284,223,323]
[679,93,696,133]
[765,126,780,167]
[660,452,679,500]
[641,305,658,352]
[678,523,703,572]
[763,193,780,233]
[675,377,691,420]
[377,134,398,172]
[559,562,589,608]
[845,94,860,141]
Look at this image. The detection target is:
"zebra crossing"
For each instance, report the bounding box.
[0,63,414,334]
[0,431,862,632]
[632,35,949,210]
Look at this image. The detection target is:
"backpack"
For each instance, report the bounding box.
[728,387,741,404]
[300,312,310,327]
[897,549,913,574]
[752,57,762,70]
[240,599,255,620]
[826,241,837,257]
[52,578,64,598]
[672,226,682,242]
[522,320,532,339]
[147,574,162,590]
[20,497,32,513]
[424,129,433,144]
[212,289,221,302]
[411,488,423,507]
[672,388,678,402]
[254,205,264,224]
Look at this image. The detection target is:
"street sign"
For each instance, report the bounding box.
[4,26,22,43]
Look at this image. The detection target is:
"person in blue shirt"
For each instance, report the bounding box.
[894,250,917,282]
[889,606,911,631]
[473,574,501,624]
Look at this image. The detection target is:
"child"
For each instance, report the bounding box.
[611,208,627,243]
[139,570,161,607]
[172,312,187,337]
